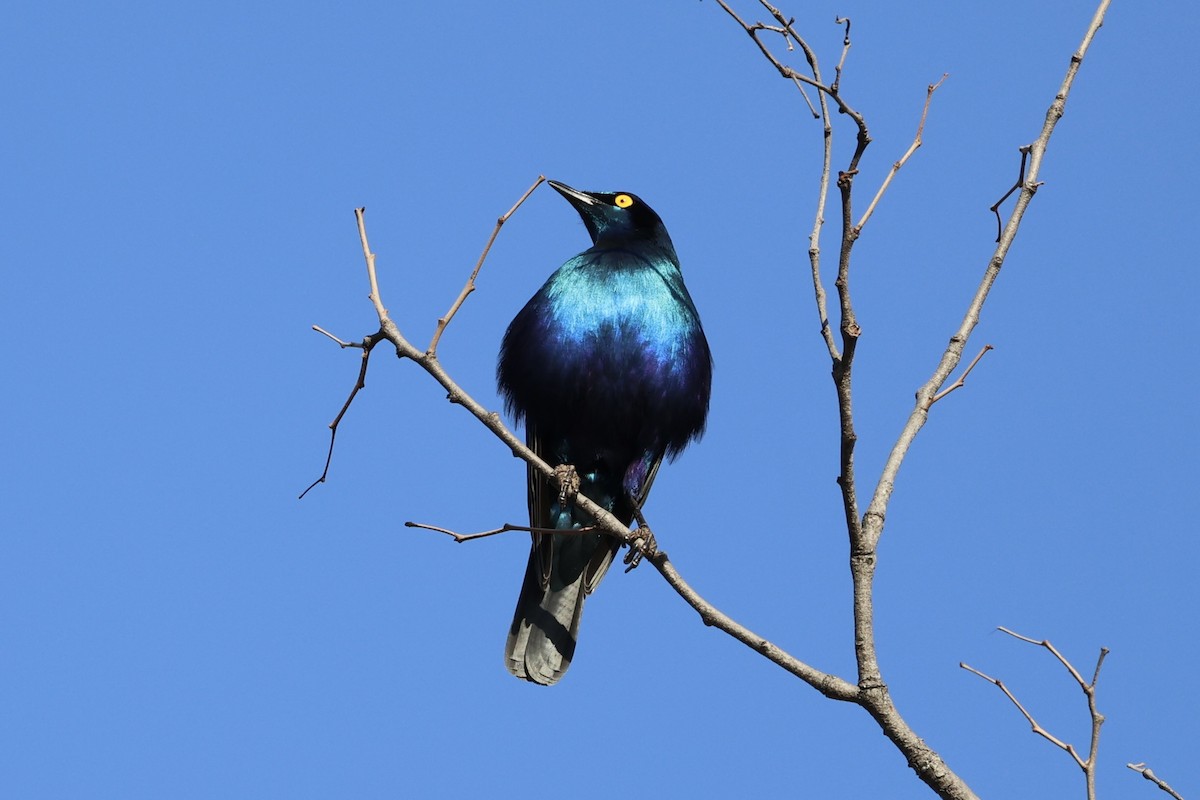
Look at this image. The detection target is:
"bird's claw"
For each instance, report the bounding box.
[623,526,656,572]
[554,464,580,506]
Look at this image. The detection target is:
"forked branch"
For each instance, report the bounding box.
[861,0,1113,556]
[962,627,1109,800]
[299,326,385,499]
[711,3,1110,800]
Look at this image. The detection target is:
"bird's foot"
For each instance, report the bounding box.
[554,464,580,507]
[623,526,657,572]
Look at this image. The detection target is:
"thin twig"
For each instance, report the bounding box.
[765,1,871,168]
[713,0,869,133]
[428,175,545,353]
[831,16,851,94]
[990,146,1032,242]
[357,207,389,325]
[1127,763,1187,800]
[312,325,360,348]
[751,11,820,115]
[301,206,405,499]
[997,626,1108,688]
[711,2,869,369]
[965,627,1110,800]
[854,74,949,234]
[959,662,1086,769]
[299,330,383,499]
[404,520,596,543]
[405,521,526,543]
[789,76,819,117]
[930,344,993,404]
[304,181,544,498]
[793,19,838,360]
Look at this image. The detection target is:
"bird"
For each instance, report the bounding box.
[496,180,712,685]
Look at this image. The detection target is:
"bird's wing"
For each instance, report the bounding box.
[524,422,619,592]
[631,455,664,513]
[524,423,554,586]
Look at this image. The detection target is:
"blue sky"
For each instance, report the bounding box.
[3,1,1196,797]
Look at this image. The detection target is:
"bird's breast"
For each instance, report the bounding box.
[542,254,701,382]
[498,247,711,458]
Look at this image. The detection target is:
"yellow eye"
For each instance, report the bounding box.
[614,194,634,208]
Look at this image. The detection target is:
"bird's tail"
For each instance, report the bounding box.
[505,530,617,685]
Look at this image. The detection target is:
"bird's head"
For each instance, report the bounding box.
[548,180,674,252]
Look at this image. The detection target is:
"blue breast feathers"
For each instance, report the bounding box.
[499,246,710,459]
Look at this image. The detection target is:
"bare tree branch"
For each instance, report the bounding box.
[712,0,870,141]
[931,344,994,404]
[831,16,851,94]
[648,548,859,700]
[708,3,1110,799]
[1128,763,1187,800]
[302,179,539,500]
[428,176,544,353]
[959,662,1087,769]
[962,627,1110,800]
[405,520,588,544]
[989,146,1032,242]
[800,20,839,361]
[855,73,949,234]
[299,326,383,500]
[861,0,1113,556]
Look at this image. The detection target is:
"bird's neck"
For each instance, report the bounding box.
[589,235,679,267]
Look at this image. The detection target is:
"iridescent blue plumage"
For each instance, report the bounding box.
[497,180,712,684]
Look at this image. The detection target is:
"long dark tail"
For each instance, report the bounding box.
[504,529,617,685]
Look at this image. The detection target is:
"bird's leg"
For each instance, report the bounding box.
[553,464,580,508]
[623,506,657,572]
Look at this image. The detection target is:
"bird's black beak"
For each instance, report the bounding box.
[547,180,597,208]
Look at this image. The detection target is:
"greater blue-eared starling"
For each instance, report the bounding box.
[497,180,712,684]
